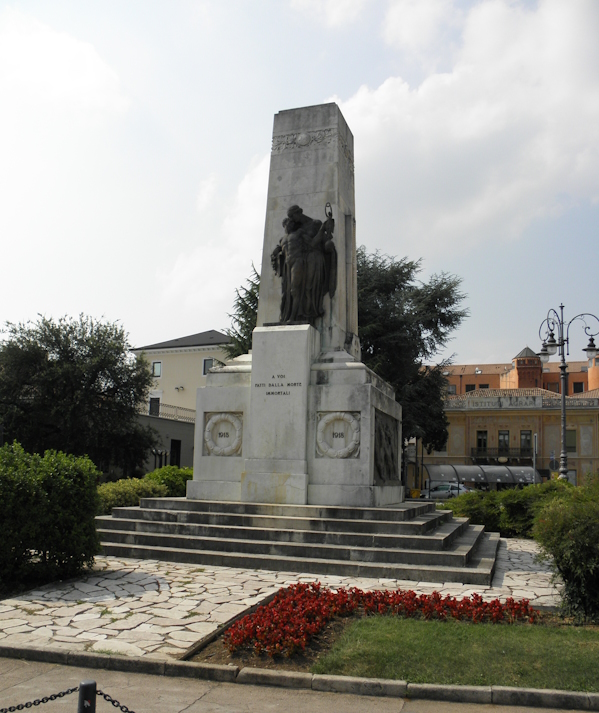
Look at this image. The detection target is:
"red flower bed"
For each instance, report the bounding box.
[223,582,539,658]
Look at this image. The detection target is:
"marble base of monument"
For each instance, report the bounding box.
[189,325,403,507]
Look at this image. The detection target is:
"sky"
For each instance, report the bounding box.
[1,0,598,366]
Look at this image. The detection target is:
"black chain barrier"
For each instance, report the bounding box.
[96,690,135,713]
[0,687,79,712]
[1,684,135,713]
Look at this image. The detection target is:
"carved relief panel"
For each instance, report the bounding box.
[374,410,400,482]
[203,412,243,457]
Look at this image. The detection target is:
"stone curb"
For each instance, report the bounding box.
[1,645,597,709]
[237,667,312,689]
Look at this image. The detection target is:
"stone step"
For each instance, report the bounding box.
[96,513,468,551]
[98,531,500,586]
[107,506,454,537]
[96,523,484,567]
[138,497,436,522]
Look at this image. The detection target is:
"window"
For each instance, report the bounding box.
[566,429,577,453]
[203,358,215,375]
[573,382,584,393]
[476,430,487,450]
[479,384,489,389]
[447,384,456,395]
[149,397,160,416]
[498,430,510,454]
[520,430,532,455]
[152,361,162,377]
[547,383,559,393]
[465,384,476,392]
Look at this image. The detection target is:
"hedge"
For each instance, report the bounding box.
[144,465,193,497]
[96,478,168,515]
[440,480,571,537]
[534,477,599,622]
[0,442,99,588]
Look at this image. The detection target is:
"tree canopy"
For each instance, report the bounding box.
[357,247,467,451]
[0,315,157,475]
[227,248,467,452]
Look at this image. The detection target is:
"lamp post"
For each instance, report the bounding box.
[538,304,599,480]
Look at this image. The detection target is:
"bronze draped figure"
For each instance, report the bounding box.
[270,205,337,325]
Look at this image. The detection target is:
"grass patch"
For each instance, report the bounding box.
[312,616,599,691]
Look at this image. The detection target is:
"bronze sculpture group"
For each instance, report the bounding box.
[271,204,337,325]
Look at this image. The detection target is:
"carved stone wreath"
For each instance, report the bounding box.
[316,411,360,459]
[204,413,243,457]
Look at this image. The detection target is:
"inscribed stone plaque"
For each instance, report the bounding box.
[203,412,243,457]
[316,411,360,459]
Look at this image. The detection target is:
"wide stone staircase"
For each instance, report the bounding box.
[96,498,499,585]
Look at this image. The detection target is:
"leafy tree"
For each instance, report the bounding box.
[0,315,157,475]
[357,247,467,451]
[224,265,260,359]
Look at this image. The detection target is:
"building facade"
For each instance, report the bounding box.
[132,330,230,472]
[421,348,599,487]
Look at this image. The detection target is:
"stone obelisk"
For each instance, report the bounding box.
[189,103,403,507]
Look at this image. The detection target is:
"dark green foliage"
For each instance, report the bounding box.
[442,481,571,537]
[0,315,158,476]
[356,247,468,451]
[0,442,99,590]
[441,489,501,533]
[224,266,260,359]
[144,465,193,497]
[534,477,599,622]
[97,477,168,515]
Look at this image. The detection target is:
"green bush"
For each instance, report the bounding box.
[440,490,501,532]
[534,478,599,622]
[0,442,99,588]
[144,465,193,497]
[97,478,168,515]
[441,481,571,537]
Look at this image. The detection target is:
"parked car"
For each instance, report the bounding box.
[421,483,473,499]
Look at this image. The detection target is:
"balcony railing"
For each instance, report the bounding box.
[139,402,196,424]
[471,447,533,459]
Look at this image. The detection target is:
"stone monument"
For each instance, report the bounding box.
[188,103,403,506]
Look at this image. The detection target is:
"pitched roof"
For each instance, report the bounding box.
[133,330,230,351]
[514,347,539,359]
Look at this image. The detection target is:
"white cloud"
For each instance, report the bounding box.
[162,155,269,325]
[0,8,128,113]
[383,0,459,55]
[290,0,368,27]
[335,0,599,258]
[196,174,218,213]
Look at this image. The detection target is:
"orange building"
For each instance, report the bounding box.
[412,348,599,488]
[444,347,593,396]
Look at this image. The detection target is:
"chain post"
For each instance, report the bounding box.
[78,681,96,713]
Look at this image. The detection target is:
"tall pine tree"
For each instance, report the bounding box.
[223,265,260,359]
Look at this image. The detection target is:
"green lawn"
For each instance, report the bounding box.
[312,616,599,691]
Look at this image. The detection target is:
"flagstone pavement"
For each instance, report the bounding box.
[0,538,559,660]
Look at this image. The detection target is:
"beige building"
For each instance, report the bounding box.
[132,330,230,471]
[132,330,230,412]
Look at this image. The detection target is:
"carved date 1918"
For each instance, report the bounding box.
[332,432,344,439]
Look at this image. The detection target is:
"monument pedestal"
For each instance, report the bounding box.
[189,325,403,507]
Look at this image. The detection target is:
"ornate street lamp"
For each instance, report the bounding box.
[538,305,599,480]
